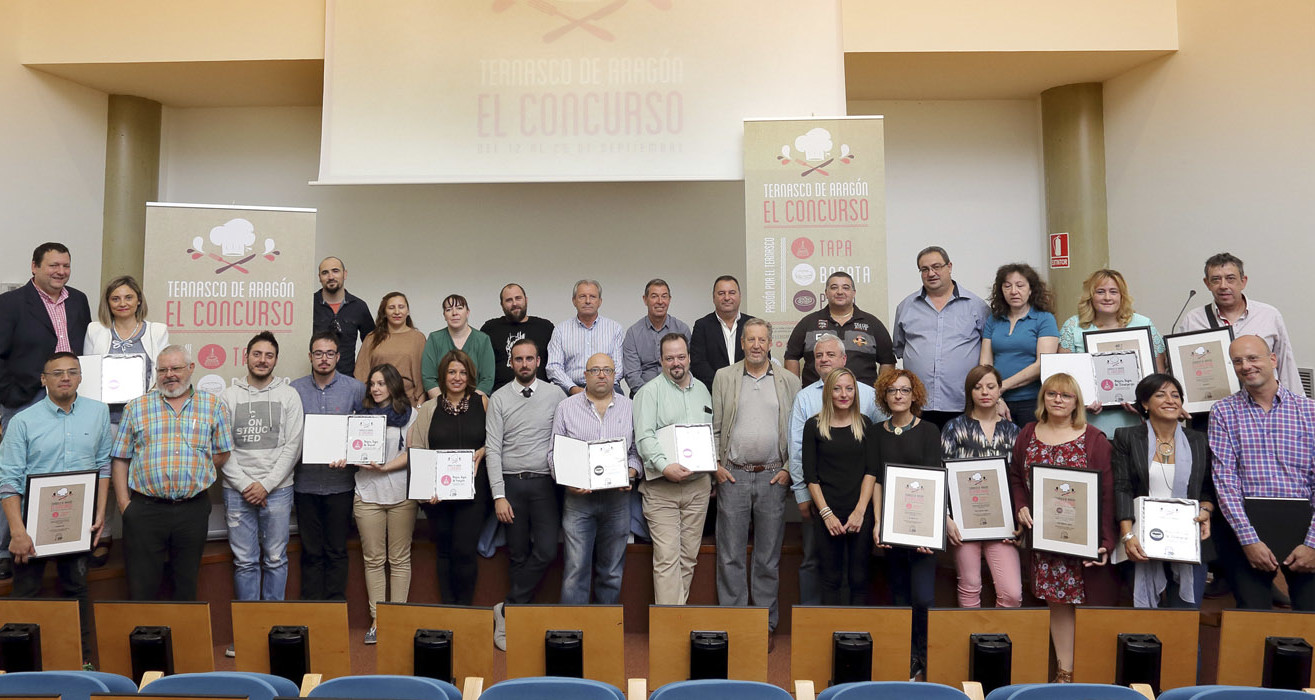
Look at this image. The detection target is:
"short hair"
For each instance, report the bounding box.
[247,331,279,356]
[1204,253,1245,278]
[916,246,951,266]
[510,337,539,354]
[742,317,772,336]
[309,330,338,351]
[318,256,344,270]
[500,283,527,298]
[44,351,79,369]
[442,294,468,311]
[988,263,1054,318]
[812,333,845,356]
[158,344,193,365]
[1036,373,1087,428]
[643,278,670,296]
[362,363,410,414]
[1077,269,1134,328]
[573,279,602,297]
[875,368,929,416]
[1134,373,1185,419]
[712,275,740,291]
[963,365,1004,416]
[825,271,854,286]
[32,242,69,266]
[98,275,148,325]
[659,332,688,355]
[436,350,478,399]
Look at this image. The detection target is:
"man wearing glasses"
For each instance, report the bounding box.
[291,331,365,601]
[784,271,895,387]
[0,353,111,662]
[312,257,374,377]
[111,345,233,601]
[891,246,989,428]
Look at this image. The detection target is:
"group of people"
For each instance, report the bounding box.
[0,242,1311,683]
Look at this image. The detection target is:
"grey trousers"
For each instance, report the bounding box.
[714,468,789,630]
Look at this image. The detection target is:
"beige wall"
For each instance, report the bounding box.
[1104,0,1315,370]
[0,3,106,288]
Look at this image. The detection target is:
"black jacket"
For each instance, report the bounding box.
[312,289,375,377]
[0,280,92,408]
[1112,423,1216,522]
[690,311,753,391]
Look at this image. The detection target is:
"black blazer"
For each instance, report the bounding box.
[0,280,92,409]
[1111,423,1216,523]
[690,311,753,391]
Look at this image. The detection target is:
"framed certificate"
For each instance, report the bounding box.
[1030,463,1100,559]
[1091,350,1142,406]
[1082,326,1156,384]
[945,457,1014,541]
[23,470,99,558]
[1165,327,1238,413]
[1040,353,1098,406]
[879,463,947,551]
[646,423,716,479]
[1134,497,1201,564]
[408,448,476,500]
[553,435,630,491]
[302,414,387,464]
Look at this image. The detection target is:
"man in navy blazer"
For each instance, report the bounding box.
[0,242,92,430]
[690,275,755,391]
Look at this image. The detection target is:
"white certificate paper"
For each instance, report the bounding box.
[345,415,387,463]
[1092,350,1141,406]
[1040,353,1098,406]
[553,435,630,491]
[76,355,147,403]
[1135,497,1201,564]
[647,423,716,479]
[408,449,476,500]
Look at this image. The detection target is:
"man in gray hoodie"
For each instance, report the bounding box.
[220,332,304,627]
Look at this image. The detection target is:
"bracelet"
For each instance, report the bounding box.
[818,507,834,518]
[1122,531,1136,543]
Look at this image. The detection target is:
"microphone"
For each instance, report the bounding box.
[1171,289,1197,333]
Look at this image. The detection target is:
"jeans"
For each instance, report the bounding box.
[503,475,560,604]
[12,552,91,659]
[294,490,353,600]
[798,505,821,604]
[560,489,630,604]
[715,469,788,630]
[224,485,294,601]
[1005,397,1038,429]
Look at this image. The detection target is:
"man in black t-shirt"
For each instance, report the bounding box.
[480,283,555,392]
[784,271,895,386]
[310,256,373,377]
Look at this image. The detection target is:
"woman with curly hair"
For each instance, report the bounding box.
[980,263,1059,427]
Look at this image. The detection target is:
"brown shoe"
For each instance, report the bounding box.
[1053,669,1073,683]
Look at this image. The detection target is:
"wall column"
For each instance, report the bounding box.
[1040,83,1108,311]
[101,95,161,289]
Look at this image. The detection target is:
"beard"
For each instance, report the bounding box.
[504,306,527,322]
[160,382,191,398]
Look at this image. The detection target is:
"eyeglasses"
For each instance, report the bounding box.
[311,350,339,359]
[885,386,913,396]
[918,262,949,275]
[584,367,615,376]
[157,365,189,375]
[44,369,81,378]
[1045,391,1077,402]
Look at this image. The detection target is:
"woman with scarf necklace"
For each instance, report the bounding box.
[1112,373,1215,608]
[351,363,419,644]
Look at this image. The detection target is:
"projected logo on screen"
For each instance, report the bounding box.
[775,128,857,178]
[494,0,669,43]
[183,219,282,275]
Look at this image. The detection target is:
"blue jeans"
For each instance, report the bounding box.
[224,485,294,601]
[560,489,630,604]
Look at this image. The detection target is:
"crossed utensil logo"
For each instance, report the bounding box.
[184,218,281,275]
[494,0,671,42]
[776,128,857,177]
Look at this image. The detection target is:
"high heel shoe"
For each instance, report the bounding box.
[1053,669,1073,683]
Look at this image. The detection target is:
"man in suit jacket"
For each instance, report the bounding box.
[690,275,755,391]
[0,242,92,431]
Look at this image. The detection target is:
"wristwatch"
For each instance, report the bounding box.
[1122,531,1136,543]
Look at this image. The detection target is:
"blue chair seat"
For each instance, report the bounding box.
[1009,684,1148,700]
[479,677,627,700]
[650,679,792,700]
[0,671,114,700]
[818,681,970,700]
[143,671,301,700]
[307,674,462,700]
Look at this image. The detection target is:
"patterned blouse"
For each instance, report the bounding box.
[940,413,1021,460]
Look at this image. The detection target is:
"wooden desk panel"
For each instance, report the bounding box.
[1217,610,1315,686]
[790,607,912,685]
[505,605,625,690]
[375,603,494,685]
[926,608,1050,686]
[93,601,214,676]
[0,598,83,670]
[230,601,349,679]
[649,606,768,688]
[1073,607,1198,689]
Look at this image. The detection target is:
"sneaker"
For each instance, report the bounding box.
[364,628,377,645]
[225,644,236,658]
[82,662,95,672]
[493,603,507,651]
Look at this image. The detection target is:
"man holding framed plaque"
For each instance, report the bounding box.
[1209,335,1315,611]
[0,352,110,663]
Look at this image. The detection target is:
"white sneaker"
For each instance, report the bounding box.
[225,644,235,658]
[493,603,507,651]
[364,628,377,645]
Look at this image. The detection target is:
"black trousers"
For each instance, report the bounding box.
[12,552,92,659]
[122,491,211,601]
[886,547,937,667]
[294,490,353,600]
[813,510,874,605]
[422,469,491,606]
[503,474,560,604]
[1214,513,1315,611]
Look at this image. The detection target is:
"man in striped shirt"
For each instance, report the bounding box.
[1210,334,1315,610]
[112,344,232,601]
[546,279,624,395]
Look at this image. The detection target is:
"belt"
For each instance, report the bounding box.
[727,462,782,473]
[132,489,206,504]
[506,471,550,480]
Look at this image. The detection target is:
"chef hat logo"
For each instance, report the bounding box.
[1056,482,1074,495]
[210,218,256,256]
[794,128,833,162]
[906,481,923,492]
[968,472,985,483]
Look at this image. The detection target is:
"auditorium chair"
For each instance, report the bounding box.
[0,670,136,700]
[306,673,463,700]
[816,681,970,700]
[648,678,793,700]
[476,676,627,700]
[141,670,301,700]
[1158,687,1315,700]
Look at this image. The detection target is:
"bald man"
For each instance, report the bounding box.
[312,256,374,376]
[1209,334,1315,610]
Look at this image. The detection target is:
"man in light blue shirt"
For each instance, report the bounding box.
[0,352,112,663]
[548,279,625,395]
[788,334,884,605]
[892,246,989,428]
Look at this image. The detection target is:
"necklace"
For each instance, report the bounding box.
[1156,440,1174,458]
[888,417,915,435]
